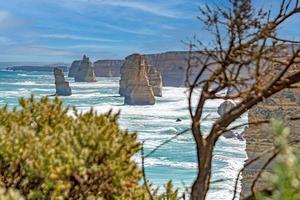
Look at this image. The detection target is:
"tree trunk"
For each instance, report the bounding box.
[190,144,214,200]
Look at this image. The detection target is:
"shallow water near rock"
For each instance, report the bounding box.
[0,70,247,199]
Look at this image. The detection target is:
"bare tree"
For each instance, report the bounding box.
[185,0,300,199]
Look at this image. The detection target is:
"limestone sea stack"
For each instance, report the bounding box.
[74,55,97,82]
[53,67,72,96]
[119,54,155,105]
[68,60,81,77]
[147,65,163,97]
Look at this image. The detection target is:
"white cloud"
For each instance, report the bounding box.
[40,34,120,42]
[60,0,184,18]
[100,22,156,35]
[94,0,180,18]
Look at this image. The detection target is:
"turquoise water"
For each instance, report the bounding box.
[0,70,247,199]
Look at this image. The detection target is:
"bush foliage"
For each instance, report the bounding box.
[256,120,300,200]
[0,96,153,199]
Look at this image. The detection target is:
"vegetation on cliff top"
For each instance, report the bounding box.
[0,96,180,200]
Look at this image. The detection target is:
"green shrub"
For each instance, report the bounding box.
[0,187,24,200]
[0,96,150,199]
[256,120,300,200]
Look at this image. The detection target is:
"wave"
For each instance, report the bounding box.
[1,81,49,86]
[133,156,197,169]
[0,74,247,200]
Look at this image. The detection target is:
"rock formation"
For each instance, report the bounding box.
[217,100,236,116]
[68,51,200,87]
[68,60,81,77]
[241,83,300,196]
[74,55,97,82]
[93,60,123,77]
[53,67,72,96]
[119,54,156,105]
[146,65,163,97]
[145,52,189,87]
[69,59,123,77]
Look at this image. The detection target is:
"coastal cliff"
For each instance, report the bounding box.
[69,60,123,77]
[74,55,97,82]
[53,67,72,96]
[68,51,192,86]
[145,51,189,87]
[94,60,123,77]
[119,54,156,105]
[241,85,300,196]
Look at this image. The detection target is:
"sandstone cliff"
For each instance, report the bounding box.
[69,59,123,77]
[68,51,193,86]
[53,67,72,96]
[119,54,156,105]
[145,51,189,86]
[74,55,97,82]
[241,85,300,197]
[94,60,123,77]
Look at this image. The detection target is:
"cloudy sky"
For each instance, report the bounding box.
[0,0,299,62]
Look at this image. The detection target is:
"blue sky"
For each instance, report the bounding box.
[0,0,299,62]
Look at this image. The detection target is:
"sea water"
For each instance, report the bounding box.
[0,69,247,199]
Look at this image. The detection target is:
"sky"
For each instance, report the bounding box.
[0,0,299,62]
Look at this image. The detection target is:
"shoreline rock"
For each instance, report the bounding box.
[147,65,163,97]
[53,67,72,96]
[120,54,156,105]
[217,100,236,116]
[68,60,81,77]
[74,55,97,82]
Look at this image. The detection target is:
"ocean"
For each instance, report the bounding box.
[0,69,247,199]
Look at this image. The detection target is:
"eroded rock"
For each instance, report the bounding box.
[147,65,163,97]
[120,54,155,105]
[217,100,236,116]
[54,67,72,96]
[74,55,97,82]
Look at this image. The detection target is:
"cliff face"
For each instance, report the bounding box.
[69,60,123,77]
[53,67,72,96]
[145,52,189,87]
[93,60,123,77]
[74,55,97,82]
[68,51,193,86]
[119,54,156,105]
[241,85,300,196]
